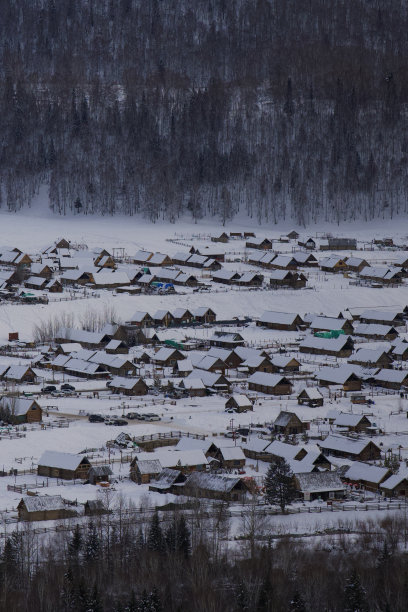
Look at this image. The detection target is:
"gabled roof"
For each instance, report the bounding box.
[38,450,89,471]
[259,311,302,325]
[296,472,345,493]
[184,471,242,492]
[310,316,349,330]
[300,336,353,352]
[344,462,389,484]
[248,372,291,387]
[380,470,408,490]
[20,495,67,512]
[353,323,397,337]
[318,434,379,455]
[317,365,361,385]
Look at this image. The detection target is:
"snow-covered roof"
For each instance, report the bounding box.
[109,376,146,390]
[317,365,361,385]
[220,447,246,461]
[333,413,370,427]
[264,440,304,460]
[351,348,390,363]
[318,434,377,455]
[310,316,348,330]
[136,449,208,468]
[380,470,408,490]
[21,495,67,513]
[38,450,88,471]
[296,472,345,493]
[344,462,389,484]
[300,336,352,352]
[353,323,397,337]
[4,365,33,380]
[298,387,323,400]
[184,471,242,492]
[228,394,252,407]
[359,309,403,322]
[259,311,301,325]
[372,369,408,383]
[0,397,40,416]
[248,372,290,387]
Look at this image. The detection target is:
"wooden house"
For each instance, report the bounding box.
[343,462,392,493]
[236,272,264,287]
[46,279,63,293]
[37,451,91,480]
[318,434,381,461]
[248,372,292,395]
[60,271,94,286]
[287,231,300,240]
[95,254,116,269]
[130,459,163,484]
[359,309,405,327]
[269,270,307,289]
[353,323,399,341]
[30,263,53,278]
[84,499,110,516]
[369,369,408,391]
[211,232,229,243]
[107,377,149,396]
[152,310,175,327]
[299,336,354,358]
[212,270,241,284]
[309,316,354,335]
[225,394,253,413]
[148,468,187,492]
[332,413,372,433]
[317,366,362,391]
[18,495,78,522]
[345,257,369,273]
[292,252,318,267]
[257,311,304,331]
[241,355,274,374]
[172,308,194,324]
[148,253,173,267]
[0,397,42,424]
[391,340,408,361]
[105,339,129,354]
[179,472,249,502]
[270,355,301,373]
[297,388,324,407]
[320,256,348,274]
[194,247,225,263]
[269,255,298,270]
[213,446,246,469]
[209,332,245,349]
[380,472,408,497]
[246,237,272,250]
[2,365,37,384]
[193,307,216,323]
[25,276,48,291]
[153,347,185,366]
[304,238,316,250]
[349,348,393,369]
[128,311,154,326]
[295,472,346,501]
[273,411,308,435]
[133,250,153,265]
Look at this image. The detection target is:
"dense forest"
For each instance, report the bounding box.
[2,506,408,611]
[1,0,408,224]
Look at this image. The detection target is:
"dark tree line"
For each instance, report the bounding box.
[1,0,408,224]
[1,508,408,611]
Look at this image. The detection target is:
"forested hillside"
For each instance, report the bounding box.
[1,0,408,224]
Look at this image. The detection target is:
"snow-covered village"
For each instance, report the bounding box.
[0,209,407,608]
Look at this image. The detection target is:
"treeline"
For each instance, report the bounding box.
[2,506,408,611]
[1,1,408,224]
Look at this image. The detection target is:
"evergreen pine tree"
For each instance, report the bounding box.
[123,590,138,612]
[68,524,82,559]
[344,569,369,612]
[87,583,104,612]
[176,515,191,559]
[84,522,100,563]
[60,566,77,611]
[264,458,297,512]
[147,512,164,554]
[289,590,307,612]
[235,579,249,611]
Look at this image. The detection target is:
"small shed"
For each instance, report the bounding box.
[380,471,408,497]
[273,411,308,435]
[225,394,253,413]
[130,459,162,484]
[88,465,113,485]
[297,388,324,407]
[84,499,110,516]
[148,468,186,493]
